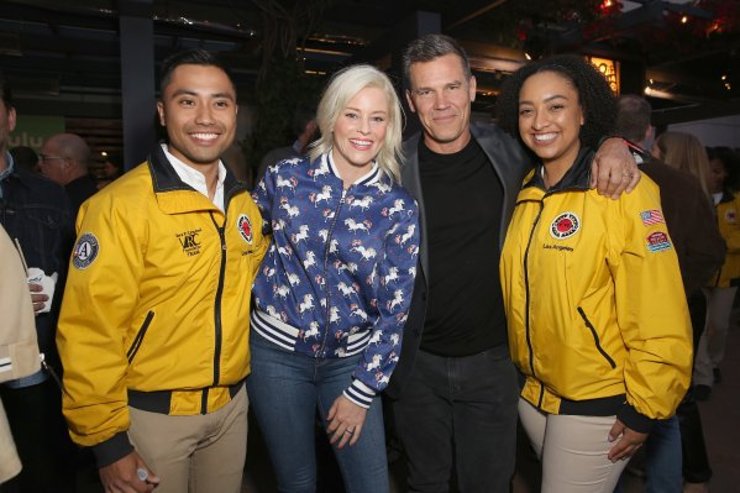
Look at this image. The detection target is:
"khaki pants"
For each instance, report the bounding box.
[518,398,629,493]
[694,286,737,386]
[128,384,248,493]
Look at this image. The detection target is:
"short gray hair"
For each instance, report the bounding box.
[309,64,404,183]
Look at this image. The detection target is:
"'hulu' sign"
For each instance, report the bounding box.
[9,116,66,151]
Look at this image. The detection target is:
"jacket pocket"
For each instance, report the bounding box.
[576,307,616,369]
[127,311,154,363]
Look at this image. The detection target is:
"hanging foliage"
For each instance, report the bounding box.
[246,0,334,181]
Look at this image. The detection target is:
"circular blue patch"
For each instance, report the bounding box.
[72,233,100,270]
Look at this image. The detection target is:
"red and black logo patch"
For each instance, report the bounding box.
[550,212,580,240]
[237,214,253,244]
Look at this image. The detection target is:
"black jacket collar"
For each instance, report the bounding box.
[146,144,247,202]
[523,146,595,192]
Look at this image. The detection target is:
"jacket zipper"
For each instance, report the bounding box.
[126,311,155,363]
[319,187,348,355]
[576,307,617,369]
[208,212,227,414]
[523,200,545,408]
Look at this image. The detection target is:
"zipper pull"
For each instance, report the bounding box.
[40,353,71,397]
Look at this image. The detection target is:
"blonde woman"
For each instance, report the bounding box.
[653,131,711,198]
[247,65,419,493]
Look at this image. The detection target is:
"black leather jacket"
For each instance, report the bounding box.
[386,122,528,398]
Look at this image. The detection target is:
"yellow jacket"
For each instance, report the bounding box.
[57,147,267,464]
[712,192,740,287]
[500,150,692,432]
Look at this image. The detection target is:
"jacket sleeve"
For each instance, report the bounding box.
[343,200,420,408]
[0,227,40,384]
[56,194,146,466]
[608,179,693,432]
[722,194,740,253]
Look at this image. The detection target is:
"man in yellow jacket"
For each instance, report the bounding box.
[57,49,267,493]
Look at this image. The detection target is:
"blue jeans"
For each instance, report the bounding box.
[390,345,519,493]
[246,332,389,493]
[614,416,682,493]
[645,417,683,493]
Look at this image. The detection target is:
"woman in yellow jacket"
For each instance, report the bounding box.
[693,146,740,399]
[496,54,692,493]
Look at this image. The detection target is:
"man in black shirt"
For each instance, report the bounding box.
[385,34,639,492]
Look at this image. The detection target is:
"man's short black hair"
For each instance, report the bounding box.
[159,49,234,96]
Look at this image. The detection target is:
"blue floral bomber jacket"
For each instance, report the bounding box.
[251,153,419,408]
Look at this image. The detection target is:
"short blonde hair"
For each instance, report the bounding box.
[309,64,404,183]
[655,131,710,197]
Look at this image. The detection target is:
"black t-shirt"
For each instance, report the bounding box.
[418,137,507,356]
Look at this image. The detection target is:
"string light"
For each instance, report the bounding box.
[681,15,689,24]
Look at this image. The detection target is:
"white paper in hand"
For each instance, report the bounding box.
[26,267,57,314]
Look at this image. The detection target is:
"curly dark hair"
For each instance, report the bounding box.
[496,54,616,151]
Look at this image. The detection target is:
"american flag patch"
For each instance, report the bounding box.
[640,210,665,226]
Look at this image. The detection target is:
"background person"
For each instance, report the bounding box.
[497,54,692,493]
[615,95,724,493]
[0,73,76,493]
[693,145,740,403]
[38,132,98,216]
[0,224,41,485]
[8,146,38,173]
[256,107,317,184]
[247,64,419,493]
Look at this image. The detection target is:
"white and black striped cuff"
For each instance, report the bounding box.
[343,379,377,409]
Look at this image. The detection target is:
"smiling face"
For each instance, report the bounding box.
[707,158,728,194]
[331,85,389,175]
[406,53,476,154]
[156,64,237,170]
[518,70,584,172]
